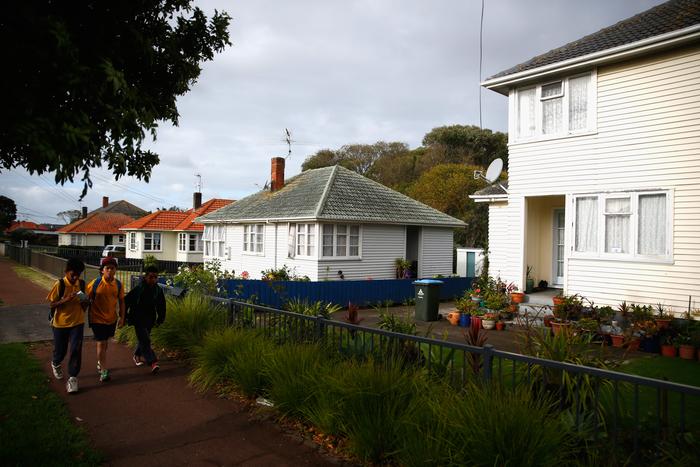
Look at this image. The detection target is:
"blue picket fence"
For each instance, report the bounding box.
[222,276,474,308]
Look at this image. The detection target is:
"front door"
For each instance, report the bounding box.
[552,209,565,286]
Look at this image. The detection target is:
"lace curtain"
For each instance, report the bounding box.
[605,198,630,253]
[638,194,666,255]
[518,88,536,138]
[569,75,588,131]
[541,82,562,134]
[575,197,597,252]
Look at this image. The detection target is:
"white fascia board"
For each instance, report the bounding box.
[482,25,700,95]
[469,195,508,204]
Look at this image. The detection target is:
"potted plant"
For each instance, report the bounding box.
[482,312,498,330]
[469,287,483,303]
[345,302,363,325]
[552,290,565,307]
[677,334,696,360]
[509,283,525,304]
[660,333,677,357]
[654,303,673,330]
[525,266,535,293]
[495,320,506,331]
[637,320,660,353]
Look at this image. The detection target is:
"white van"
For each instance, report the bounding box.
[101,245,126,259]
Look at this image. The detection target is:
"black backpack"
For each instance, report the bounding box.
[49,279,86,323]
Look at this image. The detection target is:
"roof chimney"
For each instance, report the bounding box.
[193,192,202,210]
[271,157,285,192]
[82,206,88,219]
[102,196,109,208]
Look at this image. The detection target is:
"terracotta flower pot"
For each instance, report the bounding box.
[495,321,505,331]
[552,296,565,306]
[679,344,696,360]
[661,344,677,358]
[511,292,525,304]
[470,316,482,330]
[447,312,460,326]
[655,318,672,330]
[482,319,496,330]
[610,334,625,348]
[543,315,553,328]
[508,303,518,313]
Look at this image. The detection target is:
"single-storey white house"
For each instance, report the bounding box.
[473,0,700,312]
[120,195,233,263]
[57,197,147,247]
[197,158,465,280]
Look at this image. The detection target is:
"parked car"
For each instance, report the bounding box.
[102,245,126,259]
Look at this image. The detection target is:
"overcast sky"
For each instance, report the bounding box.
[2,0,666,224]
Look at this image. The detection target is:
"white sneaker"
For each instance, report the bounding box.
[97,360,102,374]
[51,363,63,380]
[66,377,79,394]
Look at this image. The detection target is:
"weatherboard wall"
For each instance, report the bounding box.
[493,44,700,312]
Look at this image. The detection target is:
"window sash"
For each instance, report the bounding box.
[144,233,161,251]
[129,233,136,250]
[243,224,264,253]
[321,224,360,258]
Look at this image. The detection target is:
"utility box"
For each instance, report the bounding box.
[413,279,443,322]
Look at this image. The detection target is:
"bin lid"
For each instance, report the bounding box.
[413,279,444,285]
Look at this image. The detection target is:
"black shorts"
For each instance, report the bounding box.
[91,322,117,341]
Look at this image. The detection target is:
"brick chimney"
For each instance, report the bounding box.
[271,157,285,192]
[102,196,109,208]
[82,206,88,218]
[193,192,202,210]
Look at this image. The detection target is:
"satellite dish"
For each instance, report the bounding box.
[484,158,503,183]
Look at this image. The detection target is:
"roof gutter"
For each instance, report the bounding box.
[482,24,700,95]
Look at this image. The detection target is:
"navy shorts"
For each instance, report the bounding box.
[91,322,117,341]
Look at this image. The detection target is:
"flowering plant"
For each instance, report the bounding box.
[483,312,499,321]
[506,282,518,293]
[469,287,482,297]
[240,271,250,280]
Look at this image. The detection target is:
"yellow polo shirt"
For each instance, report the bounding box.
[87,277,124,325]
[47,277,85,328]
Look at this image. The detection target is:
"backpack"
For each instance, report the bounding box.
[90,276,122,302]
[49,278,86,323]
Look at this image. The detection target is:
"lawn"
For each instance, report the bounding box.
[619,355,700,387]
[0,343,102,466]
[11,263,56,290]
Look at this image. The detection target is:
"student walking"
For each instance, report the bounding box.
[47,258,89,394]
[86,257,125,382]
[125,265,166,374]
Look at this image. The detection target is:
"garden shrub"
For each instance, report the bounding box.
[264,343,333,417]
[151,293,226,356]
[114,325,138,348]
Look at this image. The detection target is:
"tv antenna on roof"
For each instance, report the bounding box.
[284,128,293,159]
[473,158,507,192]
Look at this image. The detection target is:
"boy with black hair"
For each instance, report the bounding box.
[125,265,166,374]
[87,257,125,382]
[47,258,89,394]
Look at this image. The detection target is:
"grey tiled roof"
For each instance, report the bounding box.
[472,181,508,197]
[198,165,465,227]
[488,0,700,80]
[92,200,148,218]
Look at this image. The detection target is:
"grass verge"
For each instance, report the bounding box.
[0,343,102,466]
[11,264,56,290]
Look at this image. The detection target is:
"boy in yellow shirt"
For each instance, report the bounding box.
[47,258,89,394]
[87,257,126,382]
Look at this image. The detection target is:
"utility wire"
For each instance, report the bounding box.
[479,0,485,129]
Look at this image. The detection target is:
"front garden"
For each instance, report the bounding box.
[115,290,700,465]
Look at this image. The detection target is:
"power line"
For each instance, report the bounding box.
[16,173,81,206]
[90,173,173,205]
[479,0,485,129]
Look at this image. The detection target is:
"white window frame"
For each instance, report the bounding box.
[203,225,226,258]
[70,234,84,246]
[320,224,361,259]
[143,232,162,252]
[178,232,203,252]
[129,232,137,251]
[511,70,597,144]
[294,223,317,258]
[243,224,265,255]
[571,190,673,263]
[117,234,125,244]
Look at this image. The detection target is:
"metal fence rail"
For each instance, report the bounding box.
[201,298,700,460]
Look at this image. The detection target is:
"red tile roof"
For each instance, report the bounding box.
[58,213,136,234]
[5,221,49,233]
[120,199,234,232]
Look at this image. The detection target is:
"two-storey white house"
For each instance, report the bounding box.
[197,158,465,280]
[474,0,700,312]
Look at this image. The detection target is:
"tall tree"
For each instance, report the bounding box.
[302,142,409,176]
[0,1,231,198]
[421,125,508,169]
[407,164,499,248]
[0,196,17,231]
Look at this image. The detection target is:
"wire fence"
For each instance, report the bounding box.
[201,297,700,461]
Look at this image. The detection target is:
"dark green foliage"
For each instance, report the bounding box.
[1,1,231,197]
[0,195,17,230]
[151,293,226,356]
[0,343,102,466]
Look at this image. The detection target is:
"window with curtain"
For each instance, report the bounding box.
[321,224,361,258]
[514,73,593,141]
[129,232,137,250]
[517,88,536,138]
[178,233,187,251]
[295,224,315,257]
[287,224,296,258]
[573,191,671,261]
[541,81,563,135]
[604,197,631,254]
[638,194,667,256]
[204,225,225,256]
[144,232,161,251]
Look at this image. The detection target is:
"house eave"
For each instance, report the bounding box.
[481,25,700,95]
[469,195,508,204]
[198,216,465,228]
